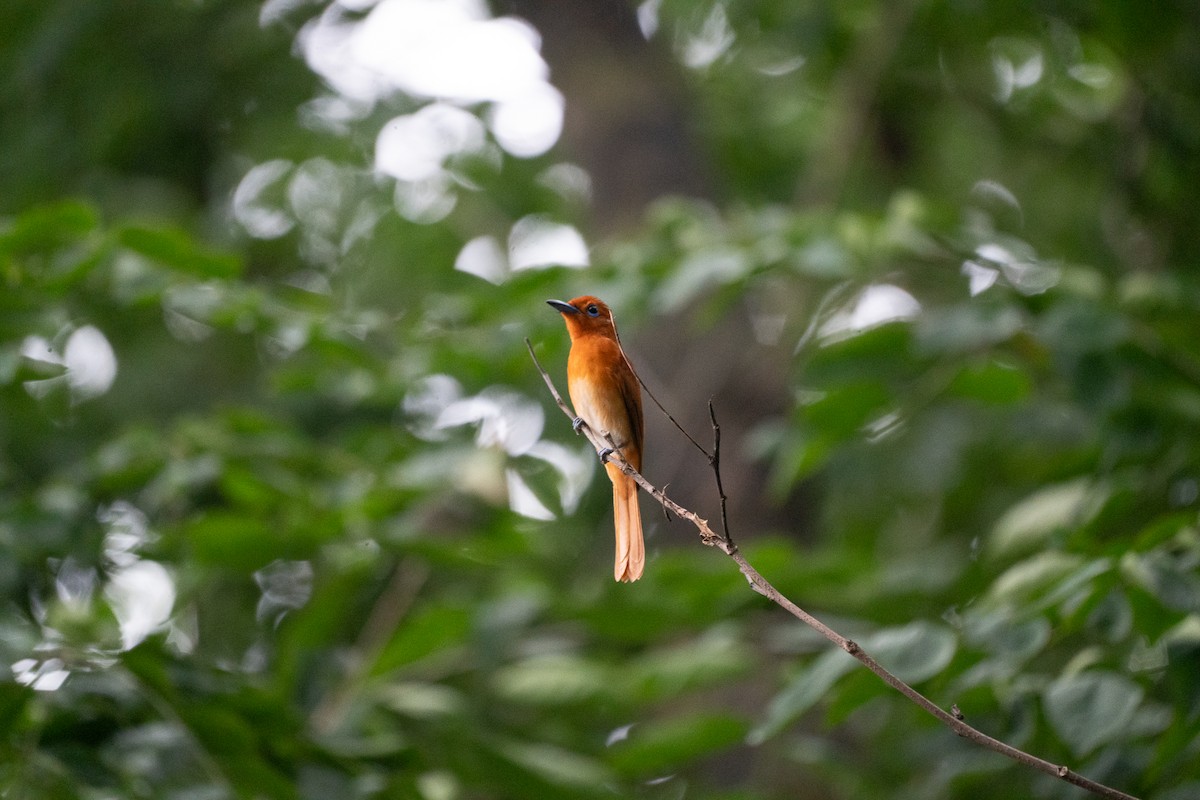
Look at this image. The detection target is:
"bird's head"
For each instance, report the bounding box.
[547,295,618,339]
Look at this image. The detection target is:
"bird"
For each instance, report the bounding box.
[547,295,645,582]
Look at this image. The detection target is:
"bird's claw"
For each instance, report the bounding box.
[597,447,614,463]
[571,417,585,433]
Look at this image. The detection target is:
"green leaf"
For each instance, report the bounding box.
[984,551,1086,606]
[1043,671,1143,756]
[963,611,1051,663]
[762,425,835,489]
[1085,591,1133,643]
[492,654,610,705]
[0,201,97,256]
[379,682,466,719]
[630,626,752,700]
[373,605,471,673]
[794,236,855,278]
[219,463,285,509]
[0,683,31,733]
[946,360,1031,404]
[804,322,913,384]
[119,225,241,278]
[862,621,957,684]
[988,479,1107,559]
[179,507,262,552]
[1157,783,1200,800]
[656,246,751,312]
[609,713,748,775]
[915,303,1024,354]
[181,703,296,799]
[1120,550,1200,613]
[11,352,68,382]
[1039,557,1112,610]
[1162,615,1200,648]
[748,647,856,744]
[801,380,891,439]
[183,512,286,569]
[494,739,612,789]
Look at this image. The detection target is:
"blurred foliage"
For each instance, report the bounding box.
[2,1,1199,799]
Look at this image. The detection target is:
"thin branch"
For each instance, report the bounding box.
[727,551,1136,799]
[611,327,711,459]
[707,399,734,548]
[526,339,1139,800]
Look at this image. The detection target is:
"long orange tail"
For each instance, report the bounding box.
[607,463,644,582]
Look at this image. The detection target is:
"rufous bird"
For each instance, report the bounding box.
[547,296,645,582]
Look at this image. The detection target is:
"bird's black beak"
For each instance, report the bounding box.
[547,299,579,315]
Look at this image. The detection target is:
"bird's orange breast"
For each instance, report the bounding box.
[567,335,643,470]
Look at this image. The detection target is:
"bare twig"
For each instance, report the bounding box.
[611,325,710,459]
[707,399,734,548]
[526,338,1139,800]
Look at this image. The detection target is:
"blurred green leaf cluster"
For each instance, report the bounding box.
[2,1,1199,799]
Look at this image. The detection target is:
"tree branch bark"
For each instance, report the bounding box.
[526,338,1139,800]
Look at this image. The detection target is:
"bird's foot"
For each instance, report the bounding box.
[571,417,585,434]
[597,447,614,463]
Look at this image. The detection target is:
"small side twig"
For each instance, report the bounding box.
[707,399,734,548]
[526,338,1138,800]
[610,325,710,459]
[604,333,734,547]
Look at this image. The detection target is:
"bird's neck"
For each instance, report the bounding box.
[567,326,618,344]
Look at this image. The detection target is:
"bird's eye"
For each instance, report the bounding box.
[586,304,600,316]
